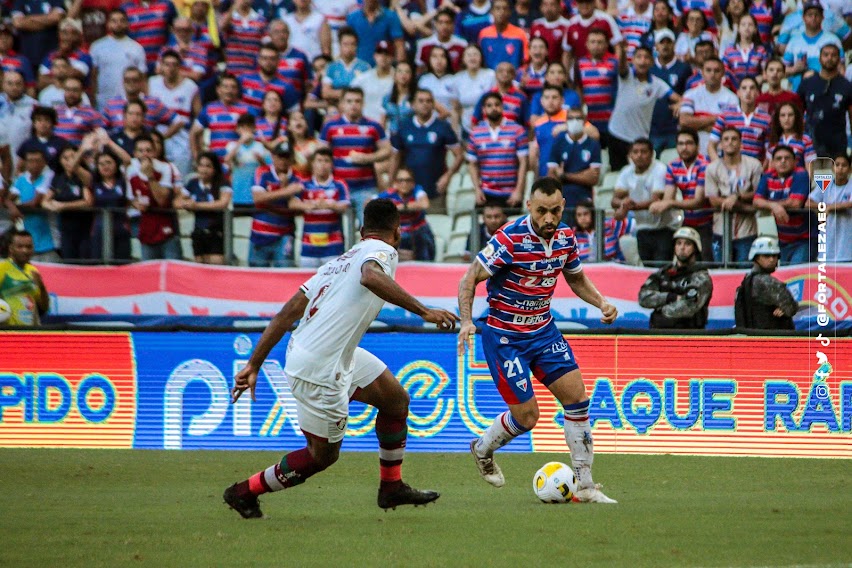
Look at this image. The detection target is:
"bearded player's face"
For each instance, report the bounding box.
[527,190,564,240]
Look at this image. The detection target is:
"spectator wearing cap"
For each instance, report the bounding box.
[415,8,467,74]
[11,0,65,78]
[650,28,691,155]
[249,140,303,268]
[149,49,201,178]
[478,0,529,71]
[55,76,106,145]
[782,0,843,91]
[290,147,351,268]
[346,0,405,66]
[17,106,69,175]
[38,19,93,92]
[391,88,464,208]
[190,74,251,165]
[350,41,395,124]
[321,27,371,106]
[120,0,177,71]
[90,9,147,111]
[239,44,300,115]
[753,145,811,265]
[8,147,59,262]
[266,20,313,103]
[0,24,35,93]
[797,44,852,158]
[0,70,37,164]
[704,126,762,263]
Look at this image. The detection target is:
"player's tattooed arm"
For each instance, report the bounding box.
[457,261,491,353]
[233,291,309,402]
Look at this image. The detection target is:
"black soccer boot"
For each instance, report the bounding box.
[223,484,265,519]
[377,482,440,510]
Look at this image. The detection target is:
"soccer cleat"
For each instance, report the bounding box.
[377,482,440,510]
[573,484,618,504]
[469,439,505,488]
[223,484,265,518]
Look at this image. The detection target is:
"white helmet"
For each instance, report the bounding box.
[749,236,781,261]
[672,226,702,253]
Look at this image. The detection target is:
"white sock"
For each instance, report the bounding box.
[563,400,594,489]
[474,411,529,457]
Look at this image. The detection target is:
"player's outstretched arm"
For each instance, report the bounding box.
[562,268,618,324]
[361,261,459,329]
[457,260,490,354]
[232,291,309,403]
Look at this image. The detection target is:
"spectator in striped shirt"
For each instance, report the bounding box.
[577,29,618,147]
[530,0,569,64]
[38,18,93,92]
[221,0,267,77]
[159,17,208,84]
[467,92,528,207]
[190,74,250,164]
[319,87,392,223]
[290,147,351,267]
[766,102,815,170]
[618,0,653,61]
[516,37,549,100]
[103,68,182,139]
[753,145,811,265]
[721,15,768,88]
[239,44,300,114]
[267,19,313,101]
[0,24,34,94]
[54,76,106,145]
[573,199,636,262]
[121,0,176,71]
[679,56,738,154]
[707,76,771,161]
[650,127,714,261]
[377,166,435,261]
[472,61,529,128]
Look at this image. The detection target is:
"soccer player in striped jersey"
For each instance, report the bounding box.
[290,147,351,268]
[458,176,618,504]
[707,76,771,161]
[226,199,457,518]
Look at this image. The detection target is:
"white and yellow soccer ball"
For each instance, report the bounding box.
[532,462,577,503]
[0,299,11,324]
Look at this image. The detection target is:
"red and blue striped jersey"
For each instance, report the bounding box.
[749,0,775,45]
[577,56,618,125]
[618,7,652,60]
[255,115,288,142]
[530,17,570,63]
[40,48,93,83]
[160,40,208,77]
[666,157,711,227]
[377,187,428,233]
[722,44,768,87]
[575,216,636,262]
[299,177,349,258]
[755,169,810,243]
[1,52,34,86]
[319,115,387,192]
[277,46,313,99]
[195,101,251,160]
[472,86,530,127]
[250,165,298,244]
[710,108,772,159]
[224,10,267,76]
[476,216,582,334]
[685,68,738,91]
[516,63,548,98]
[103,94,176,130]
[55,105,106,144]
[121,0,176,66]
[466,120,529,199]
[239,71,300,113]
[675,0,718,32]
[766,134,815,170]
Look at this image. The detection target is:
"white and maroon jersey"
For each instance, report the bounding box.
[476,216,581,334]
[414,33,468,71]
[285,238,398,386]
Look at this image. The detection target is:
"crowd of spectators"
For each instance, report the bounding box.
[0,0,849,269]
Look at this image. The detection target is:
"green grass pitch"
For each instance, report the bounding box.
[1,449,850,568]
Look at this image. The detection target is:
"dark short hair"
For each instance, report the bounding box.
[530,36,549,50]
[820,43,840,56]
[677,127,699,145]
[703,56,724,68]
[236,113,256,128]
[312,146,333,161]
[720,126,742,139]
[363,198,400,233]
[738,76,759,90]
[107,8,128,19]
[633,45,653,59]
[23,147,47,160]
[259,43,279,56]
[160,49,183,64]
[541,84,563,98]
[575,199,594,210]
[134,133,155,148]
[342,86,364,99]
[832,152,850,165]
[482,200,506,212]
[9,229,33,241]
[587,29,608,40]
[531,176,562,197]
[31,106,57,125]
[414,87,434,100]
[124,99,147,115]
[481,92,503,108]
[772,144,795,158]
[631,137,653,152]
[217,73,239,88]
[694,39,715,52]
[435,8,456,22]
[338,26,359,44]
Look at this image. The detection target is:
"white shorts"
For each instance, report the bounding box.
[286,347,387,442]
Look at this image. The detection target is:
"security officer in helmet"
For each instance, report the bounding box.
[638,227,714,329]
[734,236,799,330]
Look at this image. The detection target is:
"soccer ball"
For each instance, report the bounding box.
[532,462,577,503]
[0,299,10,324]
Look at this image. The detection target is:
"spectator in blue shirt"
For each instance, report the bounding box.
[346,0,405,66]
[321,27,371,106]
[649,28,691,155]
[391,88,465,208]
[547,107,602,212]
[11,0,65,80]
[456,0,494,45]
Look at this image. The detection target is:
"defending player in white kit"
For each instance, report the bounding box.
[225,199,459,518]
